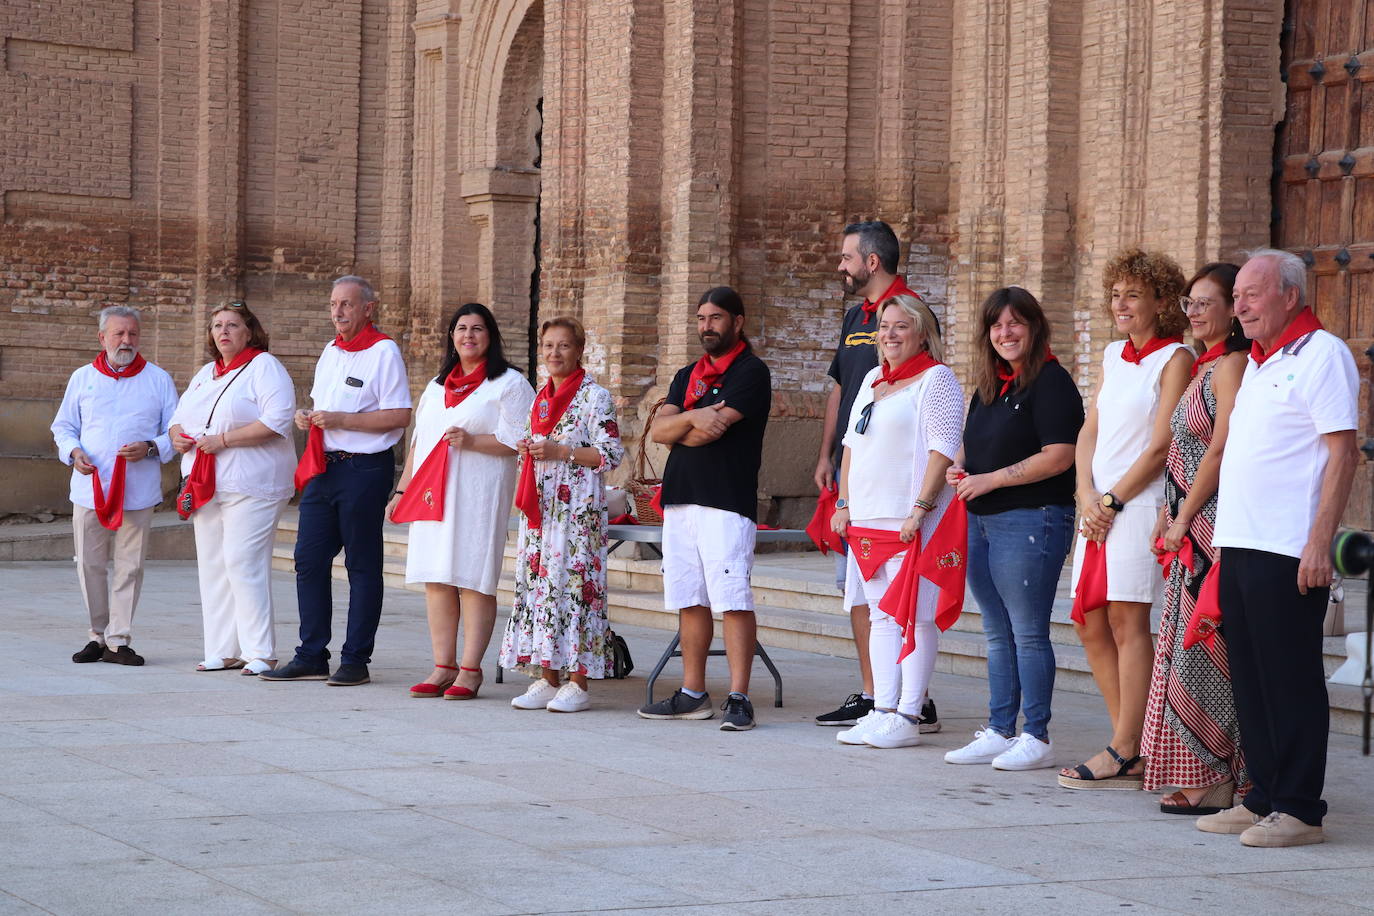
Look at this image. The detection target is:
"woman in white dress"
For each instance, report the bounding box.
[1059,250,1194,789]
[829,293,964,749]
[387,303,534,700]
[500,317,625,713]
[169,303,296,676]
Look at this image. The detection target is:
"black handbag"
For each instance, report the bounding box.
[607,629,633,679]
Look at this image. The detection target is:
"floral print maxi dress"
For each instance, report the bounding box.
[499,375,625,678]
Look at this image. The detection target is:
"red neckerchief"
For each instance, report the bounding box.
[515,369,587,529]
[1190,341,1228,379]
[391,438,449,523]
[1154,535,1195,580]
[1251,308,1323,366]
[1070,539,1108,625]
[1183,560,1223,651]
[213,347,263,379]
[805,489,844,555]
[683,339,746,409]
[333,322,392,352]
[92,458,128,530]
[859,276,916,325]
[997,349,1058,397]
[443,360,486,408]
[1120,335,1183,364]
[871,350,940,388]
[176,448,216,519]
[92,352,147,380]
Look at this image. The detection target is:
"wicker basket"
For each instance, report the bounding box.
[627,397,667,525]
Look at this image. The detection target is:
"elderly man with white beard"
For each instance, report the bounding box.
[51,305,179,666]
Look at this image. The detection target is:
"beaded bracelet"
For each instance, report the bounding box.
[913,497,936,512]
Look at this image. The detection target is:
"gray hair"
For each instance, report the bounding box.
[332,275,377,303]
[98,305,141,332]
[1242,248,1307,308]
[880,293,944,363]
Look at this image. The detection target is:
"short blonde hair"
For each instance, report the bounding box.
[540,315,586,352]
[880,293,944,363]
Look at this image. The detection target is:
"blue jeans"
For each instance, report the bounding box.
[292,451,394,667]
[965,505,1074,742]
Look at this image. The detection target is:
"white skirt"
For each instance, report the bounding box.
[1069,503,1162,606]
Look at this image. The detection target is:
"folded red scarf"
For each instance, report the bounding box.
[1070,539,1108,625]
[390,438,449,523]
[443,360,486,407]
[334,322,391,352]
[846,527,923,662]
[92,457,127,530]
[858,277,915,325]
[997,350,1058,397]
[683,340,745,409]
[914,497,968,635]
[515,369,586,529]
[1120,335,1183,364]
[1183,561,1223,651]
[1251,308,1323,366]
[176,447,215,519]
[871,351,939,388]
[1190,341,1228,379]
[213,347,263,379]
[805,489,844,555]
[92,351,147,380]
[1154,535,1195,581]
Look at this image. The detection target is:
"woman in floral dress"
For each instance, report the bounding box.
[1142,262,1251,814]
[501,317,625,713]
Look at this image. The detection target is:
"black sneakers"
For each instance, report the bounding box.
[919,697,942,734]
[258,657,330,681]
[101,646,144,666]
[719,693,755,731]
[815,693,874,726]
[637,688,714,720]
[72,641,104,663]
[326,663,371,686]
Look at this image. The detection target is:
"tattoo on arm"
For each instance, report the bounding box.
[1004,459,1029,481]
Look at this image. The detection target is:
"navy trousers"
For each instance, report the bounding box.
[292,451,394,667]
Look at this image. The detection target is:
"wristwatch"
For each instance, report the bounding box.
[835,497,848,510]
[144,440,158,457]
[1101,491,1125,512]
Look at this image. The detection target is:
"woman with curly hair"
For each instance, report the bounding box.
[1058,250,1194,789]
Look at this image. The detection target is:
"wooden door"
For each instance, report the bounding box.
[1275,0,1374,527]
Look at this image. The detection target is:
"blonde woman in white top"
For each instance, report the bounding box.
[1059,251,1193,789]
[169,303,296,676]
[830,293,963,749]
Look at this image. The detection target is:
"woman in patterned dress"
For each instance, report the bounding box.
[500,317,625,713]
[1142,263,1251,813]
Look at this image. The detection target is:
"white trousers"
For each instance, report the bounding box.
[192,491,287,663]
[845,518,939,717]
[72,504,155,647]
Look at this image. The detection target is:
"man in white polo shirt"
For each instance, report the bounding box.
[260,276,412,686]
[1198,248,1359,847]
[51,305,178,666]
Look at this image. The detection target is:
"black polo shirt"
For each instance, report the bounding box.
[660,345,772,521]
[826,303,878,472]
[961,360,1084,515]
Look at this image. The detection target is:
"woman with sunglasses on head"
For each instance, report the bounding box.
[829,293,963,749]
[387,303,534,700]
[1140,263,1251,814]
[1059,249,1194,790]
[169,303,296,676]
[943,288,1083,771]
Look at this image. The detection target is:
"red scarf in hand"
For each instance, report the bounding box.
[913,497,968,636]
[176,446,216,519]
[515,369,586,529]
[444,360,486,408]
[846,527,922,662]
[997,350,1058,397]
[1070,538,1108,625]
[805,488,844,555]
[213,347,263,379]
[683,340,745,409]
[92,351,147,380]
[859,277,916,325]
[1183,560,1223,651]
[1154,535,1195,581]
[92,457,128,530]
[1189,341,1228,379]
[334,322,392,352]
[391,437,450,523]
[1251,307,1323,366]
[871,351,940,388]
[1120,336,1183,364]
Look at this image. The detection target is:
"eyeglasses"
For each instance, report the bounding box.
[1178,296,1221,315]
[855,401,875,435]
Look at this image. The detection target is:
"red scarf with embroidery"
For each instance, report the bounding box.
[515,369,586,529]
[1183,560,1224,651]
[391,437,449,524]
[213,347,263,379]
[859,277,916,326]
[1120,335,1183,364]
[443,360,486,408]
[293,325,394,492]
[914,498,968,637]
[92,458,128,530]
[92,352,147,380]
[805,488,844,555]
[683,340,745,410]
[1189,341,1228,379]
[1251,308,1323,366]
[1070,538,1108,625]
[997,349,1059,397]
[871,351,940,389]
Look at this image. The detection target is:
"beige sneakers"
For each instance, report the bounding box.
[1195,804,1261,835]
[1239,813,1325,848]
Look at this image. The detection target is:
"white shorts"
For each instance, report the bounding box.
[661,504,756,615]
[1070,502,1163,606]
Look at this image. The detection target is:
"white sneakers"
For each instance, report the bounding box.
[944,728,1054,770]
[836,711,884,745]
[511,679,589,712]
[860,711,923,749]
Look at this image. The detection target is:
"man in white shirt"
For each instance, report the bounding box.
[261,276,412,687]
[1199,248,1360,848]
[50,305,179,666]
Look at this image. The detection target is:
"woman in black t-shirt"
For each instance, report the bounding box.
[943,287,1083,771]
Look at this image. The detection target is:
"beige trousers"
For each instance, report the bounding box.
[72,504,155,647]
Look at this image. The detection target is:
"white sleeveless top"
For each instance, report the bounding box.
[1091,339,1188,508]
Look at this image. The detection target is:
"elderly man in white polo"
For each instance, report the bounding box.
[51,305,179,666]
[1197,248,1360,847]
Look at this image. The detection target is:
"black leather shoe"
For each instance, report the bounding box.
[326,663,370,686]
[101,646,145,666]
[258,657,330,681]
[72,641,105,663]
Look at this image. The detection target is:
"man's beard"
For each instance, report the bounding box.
[840,267,870,296]
[700,330,737,357]
[110,346,137,367]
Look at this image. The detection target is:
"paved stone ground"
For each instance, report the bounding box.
[1,559,1372,915]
